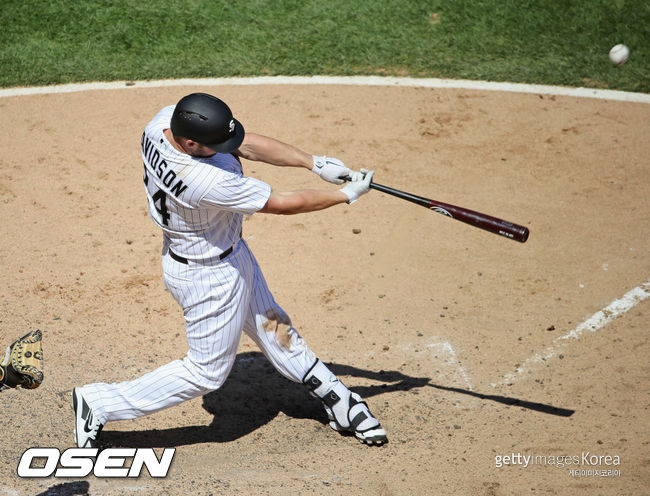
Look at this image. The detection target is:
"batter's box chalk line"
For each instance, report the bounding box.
[401,340,473,391]
[496,280,649,387]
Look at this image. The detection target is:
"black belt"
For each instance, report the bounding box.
[169,245,234,265]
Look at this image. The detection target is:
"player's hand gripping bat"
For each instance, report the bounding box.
[344,175,529,243]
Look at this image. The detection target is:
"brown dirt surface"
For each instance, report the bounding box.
[0,82,648,495]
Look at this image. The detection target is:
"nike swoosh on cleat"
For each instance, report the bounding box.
[83,411,95,434]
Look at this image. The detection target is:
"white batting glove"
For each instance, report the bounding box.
[312,155,351,185]
[347,170,364,182]
[340,169,374,204]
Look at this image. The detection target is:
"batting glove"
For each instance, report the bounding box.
[340,169,374,204]
[312,155,351,184]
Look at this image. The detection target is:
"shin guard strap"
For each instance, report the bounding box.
[350,411,368,431]
[321,390,341,408]
[305,375,322,392]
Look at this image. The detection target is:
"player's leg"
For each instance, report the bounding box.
[74,249,252,446]
[241,244,387,445]
[302,359,387,445]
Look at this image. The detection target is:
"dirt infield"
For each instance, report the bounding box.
[0,82,648,495]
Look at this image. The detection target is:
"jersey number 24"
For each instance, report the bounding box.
[143,167,170,226]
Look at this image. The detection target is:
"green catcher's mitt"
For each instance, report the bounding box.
[0,330,43,390]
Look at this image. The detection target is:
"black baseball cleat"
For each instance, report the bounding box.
[72,388,104,448]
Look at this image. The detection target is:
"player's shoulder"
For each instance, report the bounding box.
[174,154,242,190]
[145,105,175,133]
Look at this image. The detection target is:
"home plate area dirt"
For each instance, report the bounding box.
[0,82,648,495]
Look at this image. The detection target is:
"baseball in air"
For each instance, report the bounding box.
[608,44,629,66]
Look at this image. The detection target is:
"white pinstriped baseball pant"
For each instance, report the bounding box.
[80,240,318,424]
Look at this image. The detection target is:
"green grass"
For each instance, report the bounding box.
[1,0,648,91]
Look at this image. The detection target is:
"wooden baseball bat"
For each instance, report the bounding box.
[346,176,529,243]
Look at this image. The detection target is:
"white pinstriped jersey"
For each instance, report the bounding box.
[141,106,271,261]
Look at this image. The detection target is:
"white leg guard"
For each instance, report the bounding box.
[303,359,388,445]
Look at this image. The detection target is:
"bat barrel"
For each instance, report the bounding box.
[370,181,530,243]
[516,226,529,243]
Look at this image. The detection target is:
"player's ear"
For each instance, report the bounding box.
[180,137,198,149]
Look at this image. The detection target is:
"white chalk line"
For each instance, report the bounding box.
[425,342,473,391]
[497,281,650,386]
[399,340,473,391]
[1,75,649,103]
[404,280,649,393]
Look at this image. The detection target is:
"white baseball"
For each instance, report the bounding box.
[609,44,629,66]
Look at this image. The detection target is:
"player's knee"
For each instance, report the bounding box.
[182,356,231,390]
[260,309,295,350]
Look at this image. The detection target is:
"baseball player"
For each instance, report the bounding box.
[73,93,387,448]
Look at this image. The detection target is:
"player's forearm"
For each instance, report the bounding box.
[260,189,349,215]
[236,133,313,170]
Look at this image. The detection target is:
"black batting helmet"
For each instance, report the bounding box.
[170,93,245,153]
